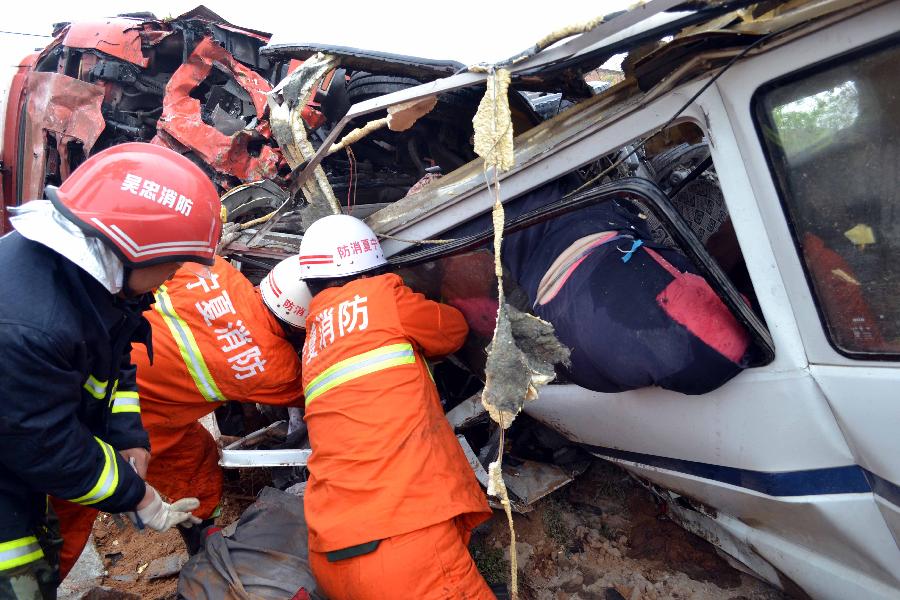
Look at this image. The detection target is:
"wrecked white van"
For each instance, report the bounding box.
[248,0,900,597]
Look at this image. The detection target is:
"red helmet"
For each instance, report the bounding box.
[47,143,222,267]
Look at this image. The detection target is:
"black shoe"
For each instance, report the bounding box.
[177,518,216,555]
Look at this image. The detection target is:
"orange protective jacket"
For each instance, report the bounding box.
[301,273,491,553]
[137,256,303,447]
[54,257,304,577]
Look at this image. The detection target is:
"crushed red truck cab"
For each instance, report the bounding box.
[0,6,521,235]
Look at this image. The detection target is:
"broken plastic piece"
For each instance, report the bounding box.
[844,223,875,248]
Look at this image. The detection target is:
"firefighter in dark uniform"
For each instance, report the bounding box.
[0,143,223,598]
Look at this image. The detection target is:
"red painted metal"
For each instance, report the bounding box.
[1,53,38,232]
[19,72,106,204]
[153,37,282,182]
[62,18,175,68]
[62,19,149,67]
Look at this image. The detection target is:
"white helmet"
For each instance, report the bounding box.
[260,255,313,329]
[298,214,387,279]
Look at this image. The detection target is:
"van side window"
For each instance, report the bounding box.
[755,39,900,357]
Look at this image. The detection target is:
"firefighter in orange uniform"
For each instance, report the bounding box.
[53,254,312,577]
[297,214,494,599]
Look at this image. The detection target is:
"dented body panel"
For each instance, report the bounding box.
[21,73,106,203]
[331,1,900,597]
[0,53,38,228]
[62,18,168,68]
[153,36,281,182]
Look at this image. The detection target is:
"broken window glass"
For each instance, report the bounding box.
[755,38,900,356]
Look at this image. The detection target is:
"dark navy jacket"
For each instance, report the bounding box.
[444,177,748,395]
[0,232,150,540]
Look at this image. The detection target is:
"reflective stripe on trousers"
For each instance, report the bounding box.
[110,391,140,414]
[154,285,228,402]
[0,538,43,572]
[304,343,416,405]
[68,438,119,505]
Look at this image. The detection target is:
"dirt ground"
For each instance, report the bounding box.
[83,460,787,600]
[90,468,271,599]
[474,460,788,600]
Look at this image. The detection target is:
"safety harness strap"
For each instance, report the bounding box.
[305,343,416,405]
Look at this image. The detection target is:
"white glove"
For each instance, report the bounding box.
[136,486,202,532]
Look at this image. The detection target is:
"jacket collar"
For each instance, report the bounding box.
[10,200,124,294]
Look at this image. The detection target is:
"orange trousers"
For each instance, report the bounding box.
[53,421,222,579]
[309,518,496,600]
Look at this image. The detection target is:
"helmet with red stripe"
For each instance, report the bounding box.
[46,142,222,266]
[297,214,386,279]
[260,255,313,328]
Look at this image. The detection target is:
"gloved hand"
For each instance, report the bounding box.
[135,485,202,532]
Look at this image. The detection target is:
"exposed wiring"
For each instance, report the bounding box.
[377,232,457,245]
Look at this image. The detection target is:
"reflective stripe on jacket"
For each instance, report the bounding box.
[131,256,303,521]
[133,256,304,454]
[301,273,491,552]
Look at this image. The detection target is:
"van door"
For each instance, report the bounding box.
[752,34,900,549]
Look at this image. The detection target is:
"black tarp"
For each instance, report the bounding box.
[178,486,323,600]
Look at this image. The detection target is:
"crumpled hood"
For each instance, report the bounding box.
[10,200,124,294]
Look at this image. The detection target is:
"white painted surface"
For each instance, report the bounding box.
[610,458,900,595]
[715,0,900,369]
[812,365,900,483]
[526,372,855,472]
[668,491,900,600]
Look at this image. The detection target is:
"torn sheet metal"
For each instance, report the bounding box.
[219,448,311,468]
[267,53,342,217]
[502,460,574,506]
[21,72,105,202]
[446,393,489,430]
[153,36,280,182]
[61,19,170,68]
[219,421,311,467]
[457,435,534,514]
